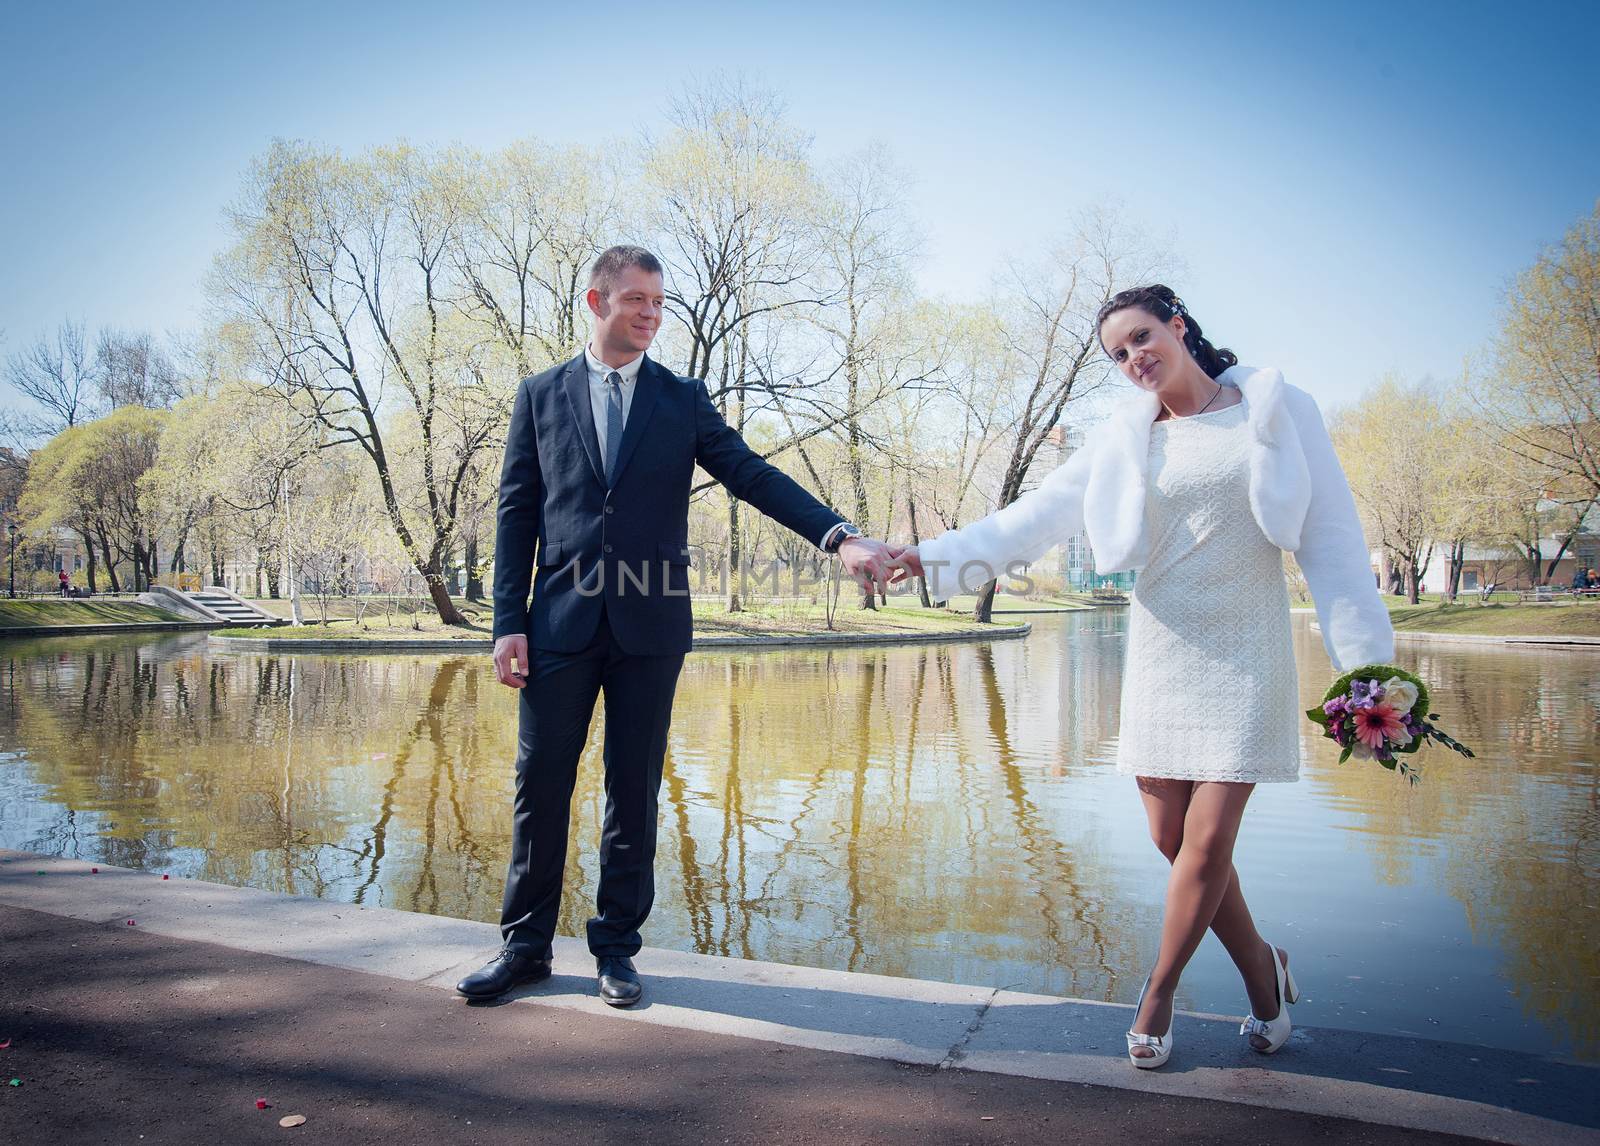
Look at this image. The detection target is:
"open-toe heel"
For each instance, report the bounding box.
[1126,974,1173,1069]
[1241,944,1296,1054]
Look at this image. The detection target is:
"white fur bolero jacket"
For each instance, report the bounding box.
[918,365,1395,671]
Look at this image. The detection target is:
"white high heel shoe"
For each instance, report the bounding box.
[1125,975,1173,1069]
[1240,943,1300,1054]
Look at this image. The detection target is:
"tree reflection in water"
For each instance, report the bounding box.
[1,617,1595,1061]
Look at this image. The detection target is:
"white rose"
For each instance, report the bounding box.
[1382,677,1419,716]
[1349,740,1376,760]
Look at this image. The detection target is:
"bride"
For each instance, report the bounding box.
[889,285,1393,1068]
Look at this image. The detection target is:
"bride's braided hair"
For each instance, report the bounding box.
[1096,285,1238,380]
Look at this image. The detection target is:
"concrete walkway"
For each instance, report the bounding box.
[2,850,1593,1144]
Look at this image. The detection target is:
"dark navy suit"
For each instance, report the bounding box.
[492,351,843,956]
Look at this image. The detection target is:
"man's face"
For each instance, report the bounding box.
[588,267,664,357]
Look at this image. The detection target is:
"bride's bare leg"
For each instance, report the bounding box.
[1130,780,1255,1050]
[1206,864,1285,1043]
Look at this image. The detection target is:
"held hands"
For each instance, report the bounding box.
[837,537,927,594]
[493,634,528,689]
[836,535,897,595]
[886,545,923,586]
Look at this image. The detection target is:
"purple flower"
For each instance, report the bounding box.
[1323,696,1349,721]
[1349,679,1384,709]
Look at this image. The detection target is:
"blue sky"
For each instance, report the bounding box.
[1,0,1595,412]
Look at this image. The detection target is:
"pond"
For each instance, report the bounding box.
[1,612,1595,1062]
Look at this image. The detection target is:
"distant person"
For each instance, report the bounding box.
[456,246,894,1007]
[57,569,69,596]
[1573,568,1589,591]
[891,285,1394,1070]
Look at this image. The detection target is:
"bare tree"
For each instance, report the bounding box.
[810,146,942,606]
[4,320,101,433]
[96,329,183,409]
[214,141,508,625]
[645,79,831,611]
[448,142,619,376]
[968,222,1126,621]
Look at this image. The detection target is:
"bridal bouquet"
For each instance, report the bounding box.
[1305,664,1473,784]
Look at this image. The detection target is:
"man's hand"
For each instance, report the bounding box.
[887,544,924,586]
[837,535,895,596]
[494,634,529,689]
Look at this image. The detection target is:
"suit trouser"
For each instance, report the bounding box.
[499,612,684,958]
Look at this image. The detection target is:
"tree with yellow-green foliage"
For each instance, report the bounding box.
[19,406,168,592]
[1330,376,1452,603]
[1476,200,1600,578]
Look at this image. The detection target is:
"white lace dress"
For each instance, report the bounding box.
[1116,400,1301,783]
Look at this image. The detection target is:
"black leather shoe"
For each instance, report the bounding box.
[596,955,642,1007]
[455,947,552,1000]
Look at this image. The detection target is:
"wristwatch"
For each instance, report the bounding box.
[825,523,863,553]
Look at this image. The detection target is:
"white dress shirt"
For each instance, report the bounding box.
[584,344,642,432]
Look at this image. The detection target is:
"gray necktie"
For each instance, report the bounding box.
[603,370,624,482]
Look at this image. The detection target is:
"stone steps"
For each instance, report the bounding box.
[189,591,281,626]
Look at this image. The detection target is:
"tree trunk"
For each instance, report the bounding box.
[464,535,485,601]
[1544,535,1575,581]
[423,551,467,625]
[843,294,875,612]
[725,492,742,612]
[907,495,932,609]
[170,522,192,573]
[1405,555,1421,605]
[265,558,280,598]
[974,578,998,624]
[77,528,98,594]
[99,530,120,593]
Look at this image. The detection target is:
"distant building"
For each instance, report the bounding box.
[1044,424,1136,593]
[1419,531,1599,594]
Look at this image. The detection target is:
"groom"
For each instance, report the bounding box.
[457,245,893,1004]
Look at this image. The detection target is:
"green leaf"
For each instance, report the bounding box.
[1323,664,1430,721]
[1338,746,1353,764]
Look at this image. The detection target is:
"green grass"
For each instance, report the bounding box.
[228,595,1022,640]
[939,594,1098,613]
[0,599,188,627]
[1386,600,1600,637]
[691,600,1023,636]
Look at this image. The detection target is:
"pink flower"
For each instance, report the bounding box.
[1353,703,1406,751]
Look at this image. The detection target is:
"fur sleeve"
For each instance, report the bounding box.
[919,445,1093,603]
[1287,388,1396,670]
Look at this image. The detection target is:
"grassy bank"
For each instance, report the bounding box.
[0,599,188,627]
[236,596,1024,640]
[1386,599,1600,637]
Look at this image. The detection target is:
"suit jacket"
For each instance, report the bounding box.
[918,365,1394,671]
[493,352,845,656]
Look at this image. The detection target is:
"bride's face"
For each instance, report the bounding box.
[1100,306,1190,393]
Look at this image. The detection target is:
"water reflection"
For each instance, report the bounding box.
[1,615,1595,1061]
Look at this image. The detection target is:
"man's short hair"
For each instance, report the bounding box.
[588,245,664,297]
